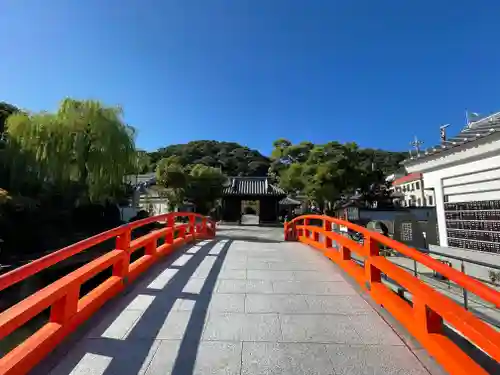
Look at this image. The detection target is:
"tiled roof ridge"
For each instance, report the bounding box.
[223,176,285,196]
[403,112,500,164]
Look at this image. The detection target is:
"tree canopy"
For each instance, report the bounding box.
[148,140,270,177]
[146,139,405,195]
[0,102,20,135]
[268,139,406,210]
[155,157,227,214]
[4,98,137,202]
[0,98,143,260]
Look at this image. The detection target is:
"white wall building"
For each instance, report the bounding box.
[403,112,500,256]
[125,173,170,216]
[391,172,435,207]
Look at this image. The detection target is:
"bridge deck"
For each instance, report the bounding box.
[37,226,433,375]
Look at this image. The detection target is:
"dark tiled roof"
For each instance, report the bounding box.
[223,177,286,197]
[279,197,302,205]
[403,112,500,164]
[125,173,156,186]
[125,173,156,193]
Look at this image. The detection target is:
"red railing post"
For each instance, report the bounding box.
[189,214,196,241]
[303,218,309,238]
[178,226,186,239]
[50,285,80,324]
[313,230,320,243]
[201,217,207,235]
[324,219,332,248]
[145,239,157,258]
[364,234,381,290]
[113,229,131,280]
[166,215,175,244]
[340,245,351,260]
[414,298,443,334]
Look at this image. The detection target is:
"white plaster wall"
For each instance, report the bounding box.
[407,137,500,248]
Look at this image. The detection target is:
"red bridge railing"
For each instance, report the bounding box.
[0,212,216,375]
[285,214,500,375]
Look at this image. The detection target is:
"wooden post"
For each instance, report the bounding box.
[364,235,381,290]
[324,220,332,248]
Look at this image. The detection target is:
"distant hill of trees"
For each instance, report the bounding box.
[147,140,271,177]
[144,140,406,180]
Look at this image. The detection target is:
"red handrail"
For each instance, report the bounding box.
[285,214,500,375]
[0,212,215,375]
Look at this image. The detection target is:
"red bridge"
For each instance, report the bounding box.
[0,213,499,375]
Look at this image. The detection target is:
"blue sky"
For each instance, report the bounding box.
[2,1,500,155]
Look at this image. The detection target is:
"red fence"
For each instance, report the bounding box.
[0,212,215,375]
[285,214,500,375]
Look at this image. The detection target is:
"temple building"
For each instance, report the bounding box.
[221,177,286,224]
[403,112,500,254]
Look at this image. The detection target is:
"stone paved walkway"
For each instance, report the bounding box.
[39,226,433,375]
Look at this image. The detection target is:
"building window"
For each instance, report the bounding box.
[428,195,433,205]
[417,198,421,206]
[416,181,420,190]
[411,183,415,191]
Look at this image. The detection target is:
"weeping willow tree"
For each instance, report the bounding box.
[5,98,137,202]
[134,150,151,175]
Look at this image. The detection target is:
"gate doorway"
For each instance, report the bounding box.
[241,200,260,225]
[220,177,286,225]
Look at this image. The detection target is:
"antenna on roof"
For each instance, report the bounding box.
[410,136,424,156]
[440,124,450,143]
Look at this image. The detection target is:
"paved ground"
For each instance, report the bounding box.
[39,226,434,375]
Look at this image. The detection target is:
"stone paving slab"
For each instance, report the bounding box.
[42,227,434,375]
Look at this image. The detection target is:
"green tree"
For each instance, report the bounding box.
[5,99,136,202]
[186,164,227,214]
[271,139,406,210]
[155,158,188,211]
[279,163,305,193]
[134,150,151,175]
[149,140,270,176]
[0,102,19,135]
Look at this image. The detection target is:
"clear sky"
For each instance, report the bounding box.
[2,1,500,155]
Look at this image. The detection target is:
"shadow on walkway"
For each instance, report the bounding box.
[33,237,236,375]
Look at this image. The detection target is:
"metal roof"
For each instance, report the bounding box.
[402,112,500,164]
[222,177,286,197]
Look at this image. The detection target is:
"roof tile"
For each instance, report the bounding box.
[223,177,286,197]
